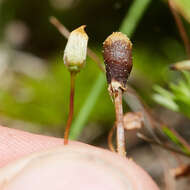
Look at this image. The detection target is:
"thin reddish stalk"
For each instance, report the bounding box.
[114,89,126,156]
[64,72,75,145]
[108,124,116,152]
[168,0,190,58]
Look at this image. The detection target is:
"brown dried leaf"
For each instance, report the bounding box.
[170,164,190,179]
[123,112,143,130]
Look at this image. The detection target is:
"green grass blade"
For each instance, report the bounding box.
[163,126,190,155]
[70,73,105,139]
[120,0,151,36]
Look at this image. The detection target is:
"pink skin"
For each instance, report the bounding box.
[0,126,159,190]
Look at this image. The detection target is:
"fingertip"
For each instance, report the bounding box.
[0,144,159,190]
[0,126,64,167]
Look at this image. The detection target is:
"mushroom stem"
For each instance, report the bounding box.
[114,88,126,156]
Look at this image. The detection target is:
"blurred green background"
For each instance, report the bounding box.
[0,0,189,142]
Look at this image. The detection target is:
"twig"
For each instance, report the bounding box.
[64,72,76,144]
[87,49,105,72]
[168,0,190,58]
[50,16,105,72]
[50,16,70,38]
[137,133,190,158]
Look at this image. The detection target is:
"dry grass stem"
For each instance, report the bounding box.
[137,133,190,158]
[168,0,190,58]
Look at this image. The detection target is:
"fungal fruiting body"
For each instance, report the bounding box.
[64,25,88,72]
[103,32,132,96]
[103,32,133,156]
[63,25,88,145]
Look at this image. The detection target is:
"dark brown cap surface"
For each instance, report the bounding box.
[103,32,132,89]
